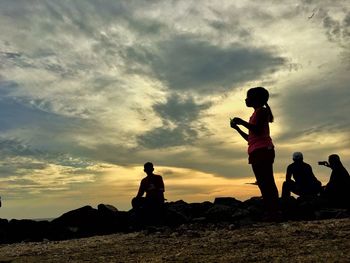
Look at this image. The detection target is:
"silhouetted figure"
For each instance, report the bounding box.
[230,87,279,219]
[132,162,165,211]
[320,154,350,207]
[282,152,321,199]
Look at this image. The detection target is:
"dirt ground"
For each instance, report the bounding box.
[0,218,349,263]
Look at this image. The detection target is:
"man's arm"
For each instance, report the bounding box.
[159,177,165,193]
[307,164,321,184]
[286,165,293,182]
[136,181,145,198]
[158,176,165,201]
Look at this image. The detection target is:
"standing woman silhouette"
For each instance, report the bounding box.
[230,87,279,218]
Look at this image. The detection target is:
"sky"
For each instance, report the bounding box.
[0,0,349,219]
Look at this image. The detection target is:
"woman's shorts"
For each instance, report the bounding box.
[248,147,275,164]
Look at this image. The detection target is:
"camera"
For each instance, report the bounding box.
[318,161,328,166]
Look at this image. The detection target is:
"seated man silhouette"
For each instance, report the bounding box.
[132,162,165,211]
[282,152,321,199]
[321,154,350,207]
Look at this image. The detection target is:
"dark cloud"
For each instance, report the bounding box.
[0,79,19,96]
[316,8,350,66]
[137,93,212,148]
[0,138,42,158]
[0,96,88,135]
[277,75,350,144]
[154,94,212,124]
[0,137,94,175]
[125,35,287,93]
[323,16,340,39]
[0,95,101,174]
[138,127,197,148]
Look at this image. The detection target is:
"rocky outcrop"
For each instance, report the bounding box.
[0,197,349,244]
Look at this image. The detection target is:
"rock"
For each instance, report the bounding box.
[6,219,51,243]
[51,205,101,237]
[243,197,265,219]
[188,201,213,218]
[1,195,350,244]
[281,196,299,220]
[165,200,190,217]
[231,208,251,220]
[52,206,99,227]
[97,204,130,233]
[191,217,206,222]
[315,208,349,220]
[162,200,191,225]
[0,218,9,243]
[163,209,189,226]
[205,204,238,222]
[296,197,320,220]
[243,196,264,208]
[98,204,119,215]
[214,197,242,208]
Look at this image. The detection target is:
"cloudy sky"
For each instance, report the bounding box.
[1,0,349,219]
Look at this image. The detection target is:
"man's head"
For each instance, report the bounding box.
[144,162,154,175]
[293,152,303,162]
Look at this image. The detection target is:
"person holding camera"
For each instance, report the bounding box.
[230,87,279,219]
[320,154,350,207]
[281,152,321,200]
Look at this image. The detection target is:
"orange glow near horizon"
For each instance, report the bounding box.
[83,165,287,210]
[0,160,333,220]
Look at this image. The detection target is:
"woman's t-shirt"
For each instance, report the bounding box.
[248,107,274,154]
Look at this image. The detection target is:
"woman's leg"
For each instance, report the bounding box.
[252,162,279,215]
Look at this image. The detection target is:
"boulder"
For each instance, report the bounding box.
[242,197,265,219]
[1,195,350,244]
[98,204,119,215]
[52,206,99,226]
[163,209,189,226]
[165,200,191,219]
[188,201,213,219]
[315,208,349,220]
[214,197,242,208]
[6,219,51,243]
[51,205,101,237]
[97,204,130,233]
[205,204,238,222]
[281,196,299,220]
[0,218,9,243]
[243,196,264,208]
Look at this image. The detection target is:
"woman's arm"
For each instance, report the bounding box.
[232,118,256,132]
[231,120,248,141]
[232,108,268,134]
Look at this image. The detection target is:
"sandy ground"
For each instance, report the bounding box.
[0,218,349,262]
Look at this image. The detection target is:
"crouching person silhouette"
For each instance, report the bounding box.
[320,154,350,208]
[132,162,165,212]
[282,152,321,200]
